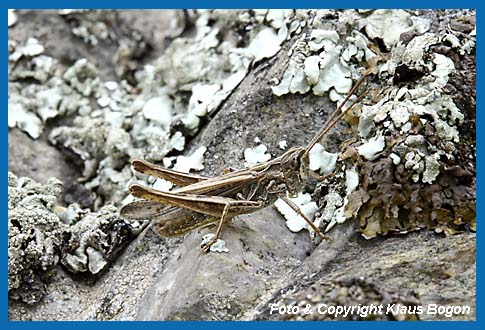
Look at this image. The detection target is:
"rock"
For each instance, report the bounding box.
[8,128,77,185]
[252,229,476,320]
[8,172,144,314]
[136,208,311,320]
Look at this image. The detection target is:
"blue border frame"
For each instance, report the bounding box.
[0,1,481,9]
[3,1,480,329]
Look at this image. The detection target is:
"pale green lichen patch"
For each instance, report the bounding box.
[8,40,94,139]
[8,172,145,303]
[313,168,358,235]
[363,10,414,49]
[152,178,173,192]
[61,205,142,274]
[307,11,475,240]
[271,12,377,99]
[9,37,44,61]
[8,10,297,209]
[269,10,473,240]
[272,61,311,95]
[345,168,359,195]
[315,190,345,233]
[339,29,473,239]
[8,172,66,304]
[142,95,173,130]
[247,27,283,62]
[303,55,321,85]
[59,10,115,46]
[422,153,441,184]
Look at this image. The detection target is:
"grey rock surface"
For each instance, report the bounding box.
[253,225,476,320]
[8,128,77,185]
[136,208,311,320]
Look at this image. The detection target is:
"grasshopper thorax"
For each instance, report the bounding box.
[280,147,309,197]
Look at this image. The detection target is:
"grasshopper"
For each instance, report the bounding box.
[121,72,369,252]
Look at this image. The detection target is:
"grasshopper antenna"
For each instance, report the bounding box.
[304,72,369,154]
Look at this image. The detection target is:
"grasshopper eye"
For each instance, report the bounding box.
[291,155,300,169]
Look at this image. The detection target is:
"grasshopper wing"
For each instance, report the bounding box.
[130,184,263,217]
[120,199,217,236]
[120,200,169,220]
[132,159,209,186]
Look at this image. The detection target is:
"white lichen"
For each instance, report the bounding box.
[431,53,455,88]
[247,27,283,62]
[345,169,359,195]
[404,151,423,172]
[390,153,401,165]
[142,95,173,130]
[201,234,229,253]
[8,9,17,28]
[278,140,288,150]
[173,146,207,173]
[389,104,410,128]
[272,61,311,96]
[86,247,107,274]
[55,203,85,225]
[9,38,44,62]
[313,59,352,96]
[8,102,43,139]
[357,39,463,187]
[169,131,185,152]
[443,29,476,56]
[422,153,441,184]
[244,144,271,167]
[152,178,173,192]
[308,143,338,175]
[266,9,293,29]
[343,31,376,62]
[363,10,413,49]
[401,33,439,71]
[303,55,321,85]
[275,193,319,233]
[315,191,345,233]
[357,133,386,160]
[63,58,99,96]
[162,157,175,168]
[97,95,111,108]
[308,29,339,51]
[271,16,373,99]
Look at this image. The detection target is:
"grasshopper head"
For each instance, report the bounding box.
[282,147,309,197]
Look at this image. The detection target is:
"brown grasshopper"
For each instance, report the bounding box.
[121,72,369,252]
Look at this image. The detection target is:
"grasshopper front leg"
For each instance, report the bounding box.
[278,194,330,241]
